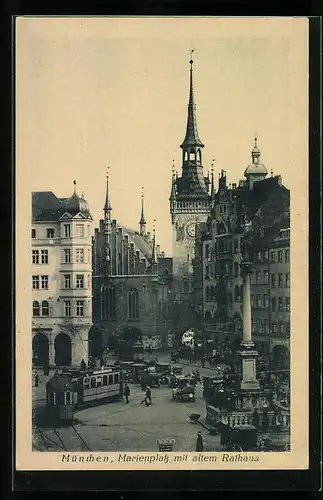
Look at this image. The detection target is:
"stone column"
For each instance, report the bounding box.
[240,262,260,391]
[242,264,253,347]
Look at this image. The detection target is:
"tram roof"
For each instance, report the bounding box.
[47,375,75,392]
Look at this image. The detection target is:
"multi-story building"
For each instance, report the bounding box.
[268,225,290,368]
[91,176,173,355]
[193,138,290,364]
[32,183,93,368]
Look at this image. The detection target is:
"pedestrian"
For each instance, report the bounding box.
[34,371,40,387]
[195,431,204,452]
[141,386,152,406]
[80,359,86,371]
[124,383,130,404]
[201,357,205,368]
[252,408,260,429]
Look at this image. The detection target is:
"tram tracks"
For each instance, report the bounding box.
[33,423,91,452]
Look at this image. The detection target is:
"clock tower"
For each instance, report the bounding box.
[170,54,212,295]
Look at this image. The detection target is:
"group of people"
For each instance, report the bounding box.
[122,383,152,407]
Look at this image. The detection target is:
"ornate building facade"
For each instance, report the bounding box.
[193,139,290,365]
[91,176,173,355]
[31,184,93,368]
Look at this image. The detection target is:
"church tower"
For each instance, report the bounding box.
[170,53,212,293]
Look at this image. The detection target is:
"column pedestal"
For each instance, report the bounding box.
[239,348,260,391]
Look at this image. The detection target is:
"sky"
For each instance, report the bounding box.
[16,17,308,256]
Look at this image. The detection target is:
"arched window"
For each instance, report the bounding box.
[197,149,201,163]
[128,288,139,319]
[189,149,195,161]
[33,301,40,316]
[210,286,215,301]
[42,300,49,316]
[234,285,240,302]
[234,262,239,277]
[105,285,116,320]
[100,285,105,320]
[205,286,209,302]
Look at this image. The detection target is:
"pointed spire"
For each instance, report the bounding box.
[180,49,204,149]
[139,187,146,235]
[170,160,177,200]
[103,167,112,215]
[251,135,261,163]
[73,180,77,196]
[151,220,158,265]
[211,159,215,196]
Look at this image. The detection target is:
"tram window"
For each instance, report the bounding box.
[108,374,113,385]
[91,377,96,388]
[102,375,108,386]
[114,373,119,384]
[97,377,102,387]
[83,377,90,389]
[56,392,65,405]
[66,392,71,404]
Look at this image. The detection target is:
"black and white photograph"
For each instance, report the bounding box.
[15,17,308,470]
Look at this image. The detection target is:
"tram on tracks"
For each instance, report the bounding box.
[45,367,123,422]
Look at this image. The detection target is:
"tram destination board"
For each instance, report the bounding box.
[157,438,175,452]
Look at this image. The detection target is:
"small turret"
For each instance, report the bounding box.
[104,167,112,221]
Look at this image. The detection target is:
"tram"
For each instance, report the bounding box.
[46,367,123,422]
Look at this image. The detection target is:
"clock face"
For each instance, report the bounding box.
[186,222,196,239]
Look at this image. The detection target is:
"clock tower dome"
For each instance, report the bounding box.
[170,53,212,295]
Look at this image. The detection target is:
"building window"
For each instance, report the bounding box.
[31,229,36,239]
[285,296,290,312]
[286,322,290,334]
[76,224,85,238]
[76,274,84,289]
[64,224,71,238]
[64,248,71,263]
[64,300,71,317]
[279,323,284,334]
[234,262,239,277]
[256,294,262,308]
[263,251,269,261]
[271,251,276,263]
[46,228,55,238]
[33,301,40,316]
[278,273,284,288]
[271,297,276,312]
[271,322,277,334]
[205,245,210,259]
[234,285,242,302]
[32,250,39,264]
[42,300,49,316]
[41,275,48,289]
[105,285,116,320]
[263,271,269,284]
[128,288,139,319]
[264,319,269,333]
[64,274,71,289]
[263,294,269,308]
[76,300,84,316]
[41,250,48,264]
[32,275,39,290]
[252,319,257,334]
[251,294,255,307]
[256,271,262,284]
[259,319,264,333]
[234,239,239,252]
[271,274,276,288]
[278,297,284,312]
[256,251,262,262]
[285,249,290,263]
[286,273,290,288]
[278,250,283,263]
[76,248,84,263]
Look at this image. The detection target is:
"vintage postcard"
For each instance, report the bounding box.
[16,17,309,471]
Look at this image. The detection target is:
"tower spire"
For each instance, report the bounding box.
[180,49,204,150]
[103,167,112,219]
[251,135,261,163]
[151,220,158,266]
[139,187,146,235]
